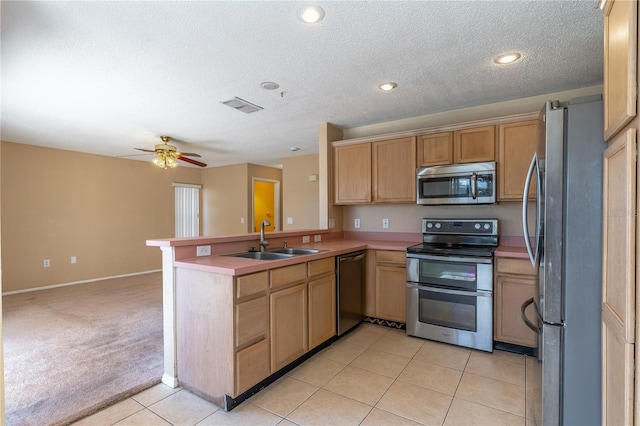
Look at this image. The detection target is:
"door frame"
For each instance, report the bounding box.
[251,178,280,232]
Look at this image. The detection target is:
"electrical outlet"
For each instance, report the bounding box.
[240,217,245,224]
[196,245,211,256]
[354,218,361,228]
[287,217,294,225]
[329,218,335,228]
[71,256,77,264]
[314,235,322,242]
[382,218,389,229]
[302,235,310,243]
[43,259,50,268]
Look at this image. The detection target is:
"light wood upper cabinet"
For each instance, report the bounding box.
[454,125,496,163]
[493,257,538,348]
[498,120,541,201]
[603,0,637,141]
[334,137,416,204]
[417,125,495,167]
[334,143,372,204]
[372,137,417,203]
[417,132,453,167]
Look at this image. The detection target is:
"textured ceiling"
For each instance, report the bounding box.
[1,1,603,168]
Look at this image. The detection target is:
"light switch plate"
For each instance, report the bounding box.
[302,235,310,243]
[314,235,322,242]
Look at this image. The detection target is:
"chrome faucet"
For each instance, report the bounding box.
[259,219,271,252]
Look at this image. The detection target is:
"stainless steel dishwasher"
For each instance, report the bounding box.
[336,251,365,335]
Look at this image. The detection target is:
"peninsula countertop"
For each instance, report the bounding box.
[172,239,415,276]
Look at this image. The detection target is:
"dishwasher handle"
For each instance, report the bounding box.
[339,252,365,262]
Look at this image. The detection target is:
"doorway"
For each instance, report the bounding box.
[252,178,280,232]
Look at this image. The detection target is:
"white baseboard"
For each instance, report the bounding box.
[2,269,162,296]
[162,374,179,389]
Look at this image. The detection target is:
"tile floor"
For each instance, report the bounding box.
[74,323,536,425]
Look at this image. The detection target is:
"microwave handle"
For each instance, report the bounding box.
[471,172,477,199]
[522,153,538,267]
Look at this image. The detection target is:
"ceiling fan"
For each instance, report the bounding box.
[135,136,207,169]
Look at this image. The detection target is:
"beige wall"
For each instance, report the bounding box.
[282,154,319,230]
[1,142,201,292]
[201,163,283,235]
[201,164,248,236]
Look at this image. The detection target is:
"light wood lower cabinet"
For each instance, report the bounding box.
[366,250,407,323]
[175,257,336,406]
[270,283,308,372]
[493,257,537,348]
[308,274,336,350]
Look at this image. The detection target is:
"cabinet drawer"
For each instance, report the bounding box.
[270,263,307,289]
[235,339,270,395]
[308,257,335,277]
[376,250,406,265]
[236,271,268,299]
[496,257,537,276]
[235,296,267,347]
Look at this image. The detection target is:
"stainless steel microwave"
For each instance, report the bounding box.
[416,161,496,205]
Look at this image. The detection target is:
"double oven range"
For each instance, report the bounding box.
[406,219,498,352]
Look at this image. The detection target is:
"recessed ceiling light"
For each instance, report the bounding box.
[290,147,300,151]
[299,5,325,23]
[260,81,280,90]
[378,82,398,91]
[494,52,522,65]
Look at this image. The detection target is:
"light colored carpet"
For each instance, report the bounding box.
[3,272,163,426]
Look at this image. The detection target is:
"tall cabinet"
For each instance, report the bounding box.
[601,1,638,424]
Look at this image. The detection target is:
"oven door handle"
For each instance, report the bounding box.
[406,253,492,264]
[407,283,491,297]
[471,172,478,199]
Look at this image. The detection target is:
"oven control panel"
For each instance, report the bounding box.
[422,219,498,236]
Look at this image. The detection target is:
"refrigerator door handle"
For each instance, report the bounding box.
[522,153,539,267]
[521,297,540,334]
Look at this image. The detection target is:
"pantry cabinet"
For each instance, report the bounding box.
[498,120,541,201]
[334,137,416,204]
[493,257,537,348]
[366,250,407,324]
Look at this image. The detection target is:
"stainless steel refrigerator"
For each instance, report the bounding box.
[521,95,605,425]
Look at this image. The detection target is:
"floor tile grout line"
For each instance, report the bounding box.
[452,394,527,420]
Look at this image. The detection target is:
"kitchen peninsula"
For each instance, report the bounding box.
[147,229,417,410]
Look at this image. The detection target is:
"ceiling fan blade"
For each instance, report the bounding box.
[177,155,207,167]
[135,147,156,153]
[179,152,202,157]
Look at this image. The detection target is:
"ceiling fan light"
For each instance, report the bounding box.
[166,156,178,168]
[151,154,167,169]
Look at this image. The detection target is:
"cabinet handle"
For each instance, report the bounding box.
[471,172,477,199]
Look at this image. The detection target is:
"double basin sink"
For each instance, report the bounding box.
[225,247,324,261]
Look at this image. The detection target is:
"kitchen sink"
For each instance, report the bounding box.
[268,247,325,255]
[224,251,293,260]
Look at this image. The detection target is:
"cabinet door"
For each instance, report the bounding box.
[601,128,636,424]
[308,275,336,349]
[494,275,537,347]
[417,132,453,167]
[334,143,371,204]
[603,0,637,141]
[372,137,417,203]
[270,283,308,372]
[498,120,541,201]
[375,265,407,323]
[454,125,496,163]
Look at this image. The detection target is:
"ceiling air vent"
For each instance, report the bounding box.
[221,97,264,114]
